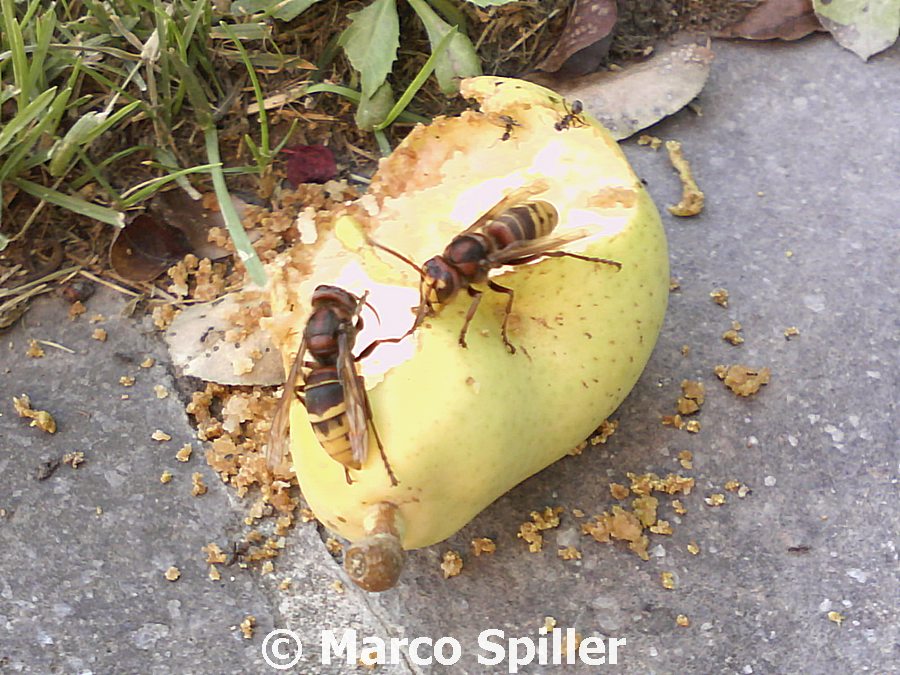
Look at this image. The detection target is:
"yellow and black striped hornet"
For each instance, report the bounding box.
[267,285,397,486]
[374,182,622,353]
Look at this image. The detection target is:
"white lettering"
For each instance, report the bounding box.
[477,629,506,666]
[434,637,462,665]
[508,637,536,673]
[608,637,626,664]
[578,636,606,665]
[408,636,433,665]
[360,636,385,665]
[321,629,356,664]
[389,637,408,664]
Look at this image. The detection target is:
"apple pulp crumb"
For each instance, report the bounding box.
[609,483,630,500]
[661,571,676,589]
[715,364,771,396]
[26,340,45,358]
[470,538,496,556]
[665,140,704,217]
[203,543,228,564]
[164,566,180,581]
[441,550,463,578]
[63,451,85,468]
[240,615,256,639]
[191,473,208,496]
[710,288,729,307]
[13,394,57,433]
[557,546,582,560]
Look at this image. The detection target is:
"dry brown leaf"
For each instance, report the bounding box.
[109,213,192,282]
[164,293,284,386]
[530,42,715,140]
[716,0,824,41]
[536,0,618,75]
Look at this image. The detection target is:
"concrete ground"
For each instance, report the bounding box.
[1,36,897,674]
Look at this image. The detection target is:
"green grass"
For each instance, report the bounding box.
[0,0,276,282]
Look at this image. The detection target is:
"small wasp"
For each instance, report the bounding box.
[554,99,586,132]
[373,182,621,353]
[267,285,397,486]
[498,114,520,142]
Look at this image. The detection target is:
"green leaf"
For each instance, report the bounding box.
[813,0,900,61]
[48,101,141,177]
[11,177,125,228]
[408,0,481,95]
[231,0,324,21]
[461,0,519,6]
[355,81,394,131]
[342,0,400,98]
[374,26,455,130]
[0,87,57,157]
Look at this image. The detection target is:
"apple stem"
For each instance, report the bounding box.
[344,502,404,592]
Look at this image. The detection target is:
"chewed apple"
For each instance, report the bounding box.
[263,76,669,591]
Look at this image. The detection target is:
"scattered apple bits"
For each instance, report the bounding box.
[681,344,691,357]
[609,483,630,500]
[119,375,135,387]
[325,538,343,556]
[151,430,172,442]
[69,301,86,320]
[176,444,193,462]
[827,611,844,626]
[637,134,663,150]
[209,565,221,581]
[164,566,180,581]
[13,394,57,433]
[154,384,169,399]
[160,471,173,484]
[633,496,659,527]
[591,419,618,445]
[685,420,701,433]
[441,550,463,578]
[661,571,676,589]
[203,543,228,564]
[26,340,44,358]
[63,451,85,469]
[191,472,208,496]
[710,288,729,307]
[140,357,155,368]
[665,140,704,216]
[91,328,108,342]
[517,507,563,553]
[152,303,178,330]
[673,499,687,515]
[784,326,800,340]
[687,541,700,555]
[677,450,693,469]
[722,320,744,345]
[581,506,649,560]
[676,396,698,416]
[676,614,691,627]
[240,615,256,639]
[557,546,582,561]
[669,276,681,292]
[715,364,771,396]
[471,538,496,557]
[331,580,345,593]
[705,493,726,507]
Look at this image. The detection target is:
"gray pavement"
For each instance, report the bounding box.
[2,35,898,674]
